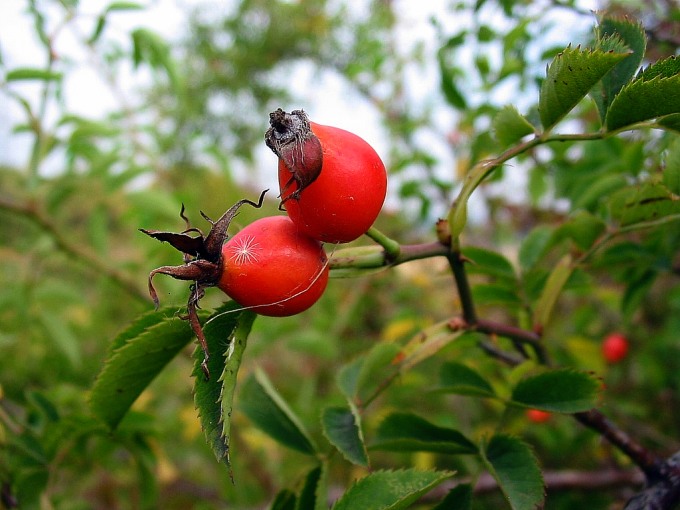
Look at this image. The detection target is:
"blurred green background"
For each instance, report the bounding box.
[1,0,679,508]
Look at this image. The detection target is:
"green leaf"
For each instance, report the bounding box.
[471,284,523,308]
[493,106,535,147]
[539,46,629,129]
[270,490,297,510]
[437,34,468,110]
[657,113,680,133]
[131,28,182,92]
[88,15,107,44]
[437,361,497,398]
[636,55,680,82]
[356,342,402,403]
[532,254,573,331]
[462,246,516,282]
[106,305,178,354]
[553,211,606,251]
[397,322,465,371]
[322,405,369,467]
[622,269,657,316]
[480,434,544,510]
[90,310,195,429]
[331,469,455,510]
[6,67,63,82]
[38,310,81,367]
[571,173,629,211]
[592,16,646,120]
[192,303,256,466]
[510,368,600,413]
[337,357,364,401]
[663,138,680,194]
[606,58,680,131]
[106,1,144,12]
[439,65,467,110]
[431,484,472,510]
[337,342,401,403]
[25,391,60,423]
[296,464,327,510]
[372,412,478,455]
[239,368,317,455]
[609,183,680,227]
[518,225,554,271]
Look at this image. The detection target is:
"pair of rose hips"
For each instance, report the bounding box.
[221,109,387,317]
[142,109,387,376]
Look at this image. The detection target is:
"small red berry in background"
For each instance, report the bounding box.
[526,409,552,423]
[602,332,629,364]
[218,216,329,317]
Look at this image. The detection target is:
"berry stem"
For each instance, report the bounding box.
[365,226,401,261]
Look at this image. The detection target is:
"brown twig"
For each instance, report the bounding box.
[446,240,478,325]
[574,410,666,481]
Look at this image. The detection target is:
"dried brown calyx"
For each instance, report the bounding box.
[140,189,268,379]
[265,108,323,204]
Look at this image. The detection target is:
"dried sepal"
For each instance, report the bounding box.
[140,190,268,379]
[265,108,324,204]
[202,189,269,260]
[139,230,208,259]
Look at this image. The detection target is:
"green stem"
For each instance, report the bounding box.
[329,241,449,271]
[448,131,608,240]
[365,226,401,261]
[579,213,680,265]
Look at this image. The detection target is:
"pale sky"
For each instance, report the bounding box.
[0,0,597,219]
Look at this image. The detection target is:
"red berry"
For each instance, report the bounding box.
[218,216,329,317]
[266,109,387,244]
[526,409,551,423]
[602,332,629,364]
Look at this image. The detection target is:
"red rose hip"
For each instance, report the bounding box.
[526,409,552,423]
[266,109,387,244]
[218,215,329,316]
[602,332,629,364]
